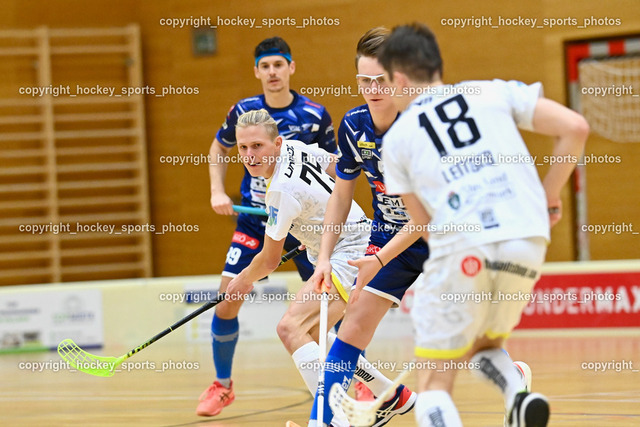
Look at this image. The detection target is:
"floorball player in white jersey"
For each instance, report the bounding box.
[225,108,412,427]
[351,23,589,427]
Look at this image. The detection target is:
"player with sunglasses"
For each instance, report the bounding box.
[305,27,424,427]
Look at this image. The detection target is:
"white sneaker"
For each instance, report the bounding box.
[513,361,532,391]
[504,361,534,426]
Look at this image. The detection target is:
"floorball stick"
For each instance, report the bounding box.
[316,281,330,426]
[232,205,267,216]
[58,247,305,377]
[329,364,411,426]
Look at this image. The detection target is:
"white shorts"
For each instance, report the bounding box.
[329,228,369,302]
[412,237,547,360]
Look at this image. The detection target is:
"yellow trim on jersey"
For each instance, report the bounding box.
[357,140,376,149]
[331,272,349,303]
[414,342,473,360]
[485,330,510,340]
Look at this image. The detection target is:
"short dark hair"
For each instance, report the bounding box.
[355,27,390,69]
[378,23,443,83]
[254,37,292,64]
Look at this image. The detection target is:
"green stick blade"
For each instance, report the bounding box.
[57,339,124,377]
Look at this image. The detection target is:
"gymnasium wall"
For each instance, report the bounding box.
[1,0,638,280]
[2,259,639,354]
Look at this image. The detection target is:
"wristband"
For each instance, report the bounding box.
[374,253,385,267]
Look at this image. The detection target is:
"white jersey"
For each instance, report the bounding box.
[383,79,550,259]
[265,140,369,264]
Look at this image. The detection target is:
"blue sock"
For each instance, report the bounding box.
[310,338,362,426]
[211,313,239,381]
[333,320,366,359]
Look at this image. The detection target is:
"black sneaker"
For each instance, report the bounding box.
[507,391,550,427]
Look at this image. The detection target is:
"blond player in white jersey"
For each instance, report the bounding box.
[345,23,589,427]
[225,108,415,427]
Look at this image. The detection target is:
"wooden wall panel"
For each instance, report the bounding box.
[1,0,638,280]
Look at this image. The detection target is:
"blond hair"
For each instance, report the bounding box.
[236,109,279,140]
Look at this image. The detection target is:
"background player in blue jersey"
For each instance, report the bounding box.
[198,36,336,417]
[307,27,426,427]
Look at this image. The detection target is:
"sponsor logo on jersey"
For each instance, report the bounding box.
[232,231,259,249]
[357,140,376,149]
[448,192,460,210]
[361,149,373,160]
[461,256,482,277]
[285,145,295,178]
[267,206,279,227]
[341,167,360,174]
[480,209,499,229]
[288,125,302,133]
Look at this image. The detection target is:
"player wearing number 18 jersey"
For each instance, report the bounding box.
[377,23,588,426]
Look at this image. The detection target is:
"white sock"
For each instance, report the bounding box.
[292,341,320,395]
[470,348,525,410]
[291,341,349,427]
[415,390,462,427]
[327,332,393,397]
[216,378,231,388]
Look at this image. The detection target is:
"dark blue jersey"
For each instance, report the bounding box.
[216,90,336,209]
[336,104,409,233]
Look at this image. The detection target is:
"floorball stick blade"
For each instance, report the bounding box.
[58,339,124,377]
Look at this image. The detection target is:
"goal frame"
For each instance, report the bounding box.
[565,34,640,260]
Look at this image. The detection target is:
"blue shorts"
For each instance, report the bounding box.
[362,229,430,306]
[222,213,314,281]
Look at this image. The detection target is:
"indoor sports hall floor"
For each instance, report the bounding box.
[1,329,639,426]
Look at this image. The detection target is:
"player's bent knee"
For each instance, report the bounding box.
[276,315,297,351]
[277,310,311,351]
[215,298,244,318]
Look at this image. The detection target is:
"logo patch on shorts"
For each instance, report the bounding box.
[372,180,386,193]
[232,231,259,249]
[461,256,482,277]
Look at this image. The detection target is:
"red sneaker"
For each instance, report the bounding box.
[354,380,375,402]
[373,384,416,426]
[196,381,235,416]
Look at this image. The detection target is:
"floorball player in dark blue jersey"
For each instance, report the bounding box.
[198,36,336,417]
[306,27,427,427]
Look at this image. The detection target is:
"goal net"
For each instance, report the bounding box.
[579,55,640,142]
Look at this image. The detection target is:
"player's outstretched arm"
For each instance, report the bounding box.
[531,98,590,227]
[209,138,236,216]
[311,176,357,294]
[227,235,286,297]
[348,213,426,303]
